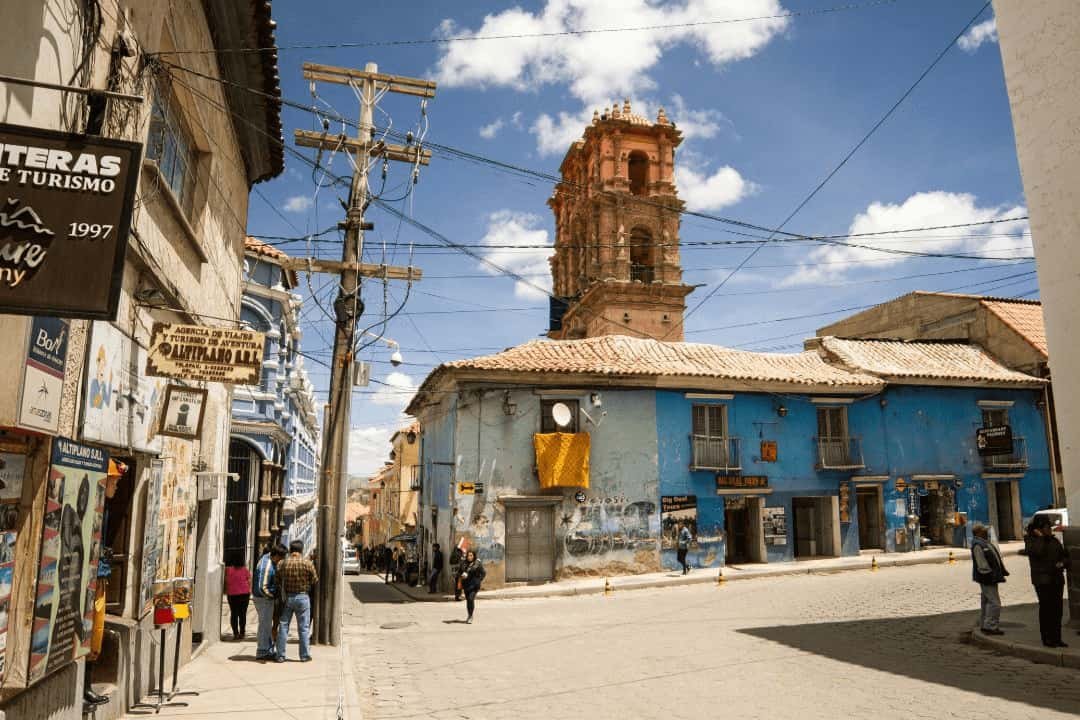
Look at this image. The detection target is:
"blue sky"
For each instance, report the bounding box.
[245,0,1031,477]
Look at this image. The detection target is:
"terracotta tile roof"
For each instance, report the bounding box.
[816,337,1045,386]
[981,299,1047,358]
[345,503,370,523]
[440,335,884,387]
[244,236,288,260]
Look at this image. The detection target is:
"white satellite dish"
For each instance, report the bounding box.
[551,402,574,428]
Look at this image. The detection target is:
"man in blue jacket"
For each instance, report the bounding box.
[971,525,1009,635]
[252,544,287,660]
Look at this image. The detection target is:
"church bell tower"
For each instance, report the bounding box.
[547,99,693,341]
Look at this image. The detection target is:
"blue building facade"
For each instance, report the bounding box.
[226,239,321,567]
[410,335,1052,588]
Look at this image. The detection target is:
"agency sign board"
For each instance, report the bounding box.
[18,317,69,433]
[146,323,264,385]
[0,123,140,319]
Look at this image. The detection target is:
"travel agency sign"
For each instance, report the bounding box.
[0,123,140,319]
[146,323,264,385]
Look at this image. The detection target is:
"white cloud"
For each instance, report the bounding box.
[511,111,524,129]
[347,425,391,478]
[477,210,552,299]
[675,165,757,211]
[370,371,417,409]
[958,17,997,53]
[434,0,788,104]
[783,191,1029,285]
[479,118,505,139]
[283,195,313,213]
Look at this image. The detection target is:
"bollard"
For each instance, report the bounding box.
[871,555,878,572]
[948,551,956,565]
[604,577,613,596]
[717,567,726,585]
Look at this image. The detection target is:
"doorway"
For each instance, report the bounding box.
[916,483,956,547]
[855,485,884,550]
[792,496,839,559]
[725,501,750,564]
[505,504,555,583]
[991,480,1022,541]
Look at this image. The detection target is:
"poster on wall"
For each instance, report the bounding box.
[146,323,265,385]
[27,438,107,684]
[0,123,141,319]
[18,317,69,433]
[660,495,698,549]
[159,385,207,439]
[763,506,788,546]
[0,530,17,681]
[138,460,164,616]
[139,438,197,617]
[82,321,165,453]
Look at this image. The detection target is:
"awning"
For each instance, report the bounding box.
[388,533,417,543]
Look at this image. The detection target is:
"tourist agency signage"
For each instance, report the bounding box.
[146,323,264,385]
[0,123,140,319]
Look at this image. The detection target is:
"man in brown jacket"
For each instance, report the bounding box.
[275,540,318,662]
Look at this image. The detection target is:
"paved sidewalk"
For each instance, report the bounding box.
[971,602,1080,668]
[386,541,1025,602]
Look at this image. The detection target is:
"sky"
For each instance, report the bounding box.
[239,0,1031,479]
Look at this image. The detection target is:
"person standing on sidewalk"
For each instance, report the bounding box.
[970,525,1008,636]
[677,523,693,575]
[428,543,444,594]
[224,555,252,641]
[1025,515,1070,648]
[275,540,318,662]
[252,544,286,661]
[460,550,486,624]
[384,545,394,584]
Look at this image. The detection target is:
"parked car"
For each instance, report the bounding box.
[342,545,361,575]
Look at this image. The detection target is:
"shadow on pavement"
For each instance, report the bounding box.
[347,574,411,604]
[738,603,1080,715]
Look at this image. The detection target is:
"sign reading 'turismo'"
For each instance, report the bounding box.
[0,123,140,319]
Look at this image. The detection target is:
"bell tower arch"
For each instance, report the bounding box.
[548,100,693,341]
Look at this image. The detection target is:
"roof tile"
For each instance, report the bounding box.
[981,300,1047,357]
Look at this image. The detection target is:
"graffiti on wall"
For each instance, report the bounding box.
[563,495,658,556]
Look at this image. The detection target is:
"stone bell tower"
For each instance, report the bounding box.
[547,99,693,341]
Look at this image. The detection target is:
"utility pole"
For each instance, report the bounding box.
[294,61,434,646]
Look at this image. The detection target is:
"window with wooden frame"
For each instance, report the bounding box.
[147,88,197,215]
[816,406,848,440]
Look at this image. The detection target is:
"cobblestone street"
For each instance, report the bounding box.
[345,564,1080,719]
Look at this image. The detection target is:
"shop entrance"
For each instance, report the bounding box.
[990,480,1022,541]
[724,496,766,564]
[855,485,884,550]
[792,496,839,559]
[916,481,957,547]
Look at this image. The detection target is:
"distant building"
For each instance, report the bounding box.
[362,424,421,549]
[227,238,321,565]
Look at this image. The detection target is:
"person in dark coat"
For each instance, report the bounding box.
[449,546,464,600]
[970,524,1008,635]
[459,550,486,624]
[1025,515,1070,648]
[383,545,394,584]
[428,543,445,594]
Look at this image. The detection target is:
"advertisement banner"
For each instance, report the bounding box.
[82,321,165,453]
[28,438,107,684]
[660,495,697,550]
[18,317,69,433]
[146,323,264,385]
[139,438,197,617]
[138,460,164,616]
[0,123,140,319]
[0,448,24,682]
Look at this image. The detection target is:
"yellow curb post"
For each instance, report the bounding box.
[604,577,613,596]
[871,556,878,572]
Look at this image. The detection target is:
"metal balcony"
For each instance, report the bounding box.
[816,436,866,470]
[982,436,1028,470]
[405,464,423,491]
[630,263,654,284]
[690,435,741,472]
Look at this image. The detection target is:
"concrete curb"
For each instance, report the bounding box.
[969,629,1080,669]
[380,545,1024,603]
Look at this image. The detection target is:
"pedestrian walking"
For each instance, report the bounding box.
[428,543,444,593]
[252,544,286,660]
[450,545,465,600]
[275,540,318,662]
[970,525,1008,635]
[224,555,251,641]
[1025,515,1070,648]
[677,523,693,575]
[383,545,394,583]
[460,550,486,624]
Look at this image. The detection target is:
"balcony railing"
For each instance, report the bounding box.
[630,263,654,284]
[983,436,1028,470]
[690,435,741,472]
[816,436,865,470]
[405,464,422,491]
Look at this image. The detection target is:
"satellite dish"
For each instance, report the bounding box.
[551,402,573,428]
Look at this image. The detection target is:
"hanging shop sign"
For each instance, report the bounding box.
[146,323,265,385]
[716,475,769,491]
[18,317,69,433]
[0,123,140,319]
[158,385,207,440]
[976,425,1013,456]
[27,438,107,684]
[82,321,165,453]
[760,440,778,463]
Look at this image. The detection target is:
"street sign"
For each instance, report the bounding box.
[457,482,475,495]
[976,425,1013,456]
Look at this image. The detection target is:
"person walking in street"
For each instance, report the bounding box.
[1025,515,1070,648]
[383,545,394,584]
[450,545,465,601]
[252,544,286,660]
[224,555,251,641]
[677,523,693,575]
[970,525,1008,635]
[460,550,485,624]
[428,543,444,594]
[275,540,318,662]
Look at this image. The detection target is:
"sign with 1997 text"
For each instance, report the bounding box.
[0,123,140,319]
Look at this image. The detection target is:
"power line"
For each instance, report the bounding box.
[151,1,903,55]
[677,1,994,332]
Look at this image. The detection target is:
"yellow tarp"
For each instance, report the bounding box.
[534,432,590,489]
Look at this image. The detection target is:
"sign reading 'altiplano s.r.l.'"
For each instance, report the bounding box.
[0,123,141,319]
[146,323,265,385]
